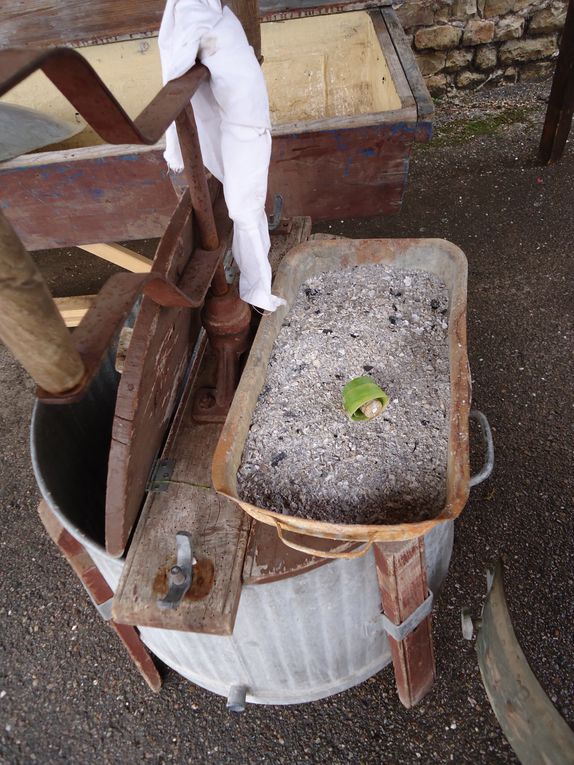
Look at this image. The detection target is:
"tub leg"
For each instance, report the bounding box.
[374,538,435,708]
[37,501,162,693]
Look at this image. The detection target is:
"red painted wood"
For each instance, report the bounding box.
[268,123,418,221]
[0,1,164,47]
[0,150,178,251]
[37,501,162,692]
[0,118,421,253]
[105,190,232,557]
[0,0,386,47]
[374,538,435,708]
[105,192,197,557]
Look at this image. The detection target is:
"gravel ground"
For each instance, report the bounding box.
[1,80,573,764]
[238,265,450,524]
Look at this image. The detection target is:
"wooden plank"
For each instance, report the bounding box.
[0,1,164,48]
[369,10,416,113]
[373,538,435,708]
[77,243,153,273]
[112,348,251,633]
[261,0,386,22]
[539,0,574,163]
[381,8,434,122]
[269,127,413,220]
[0,145,177,251]
[54,295,96,327]
[105,191,199,557]
[0,0,390,47]
[37,500,161,692]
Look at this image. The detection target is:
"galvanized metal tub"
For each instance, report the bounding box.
[30,343,455,705]
[213,237,471,552]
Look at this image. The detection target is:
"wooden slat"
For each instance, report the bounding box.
[243,521,361,585]
[77,243,153,273]
[112,348,251,633]
[269,134,410,220]
[0,145,177,251]
[369,10,415,112]
[0,1,164,48]
[54,295,96,327]
[37,501,161,692]
[381,8,434,121]
[539,0,574,163]
[374,538,435,708]
[0,0,391,47]
[105,190,204,557]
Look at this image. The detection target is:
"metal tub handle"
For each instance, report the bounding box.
[469,410,494,488]
[275,520,374,559]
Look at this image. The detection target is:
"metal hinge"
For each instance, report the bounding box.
[148,458,175,492]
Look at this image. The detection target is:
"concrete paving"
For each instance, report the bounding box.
[0,82,573,764]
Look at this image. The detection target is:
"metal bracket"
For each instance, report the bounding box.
[381,590,434,642]
[157,532,195,611]
[267,194,284,231]
[148,458,175,492]
[78,578,114,621]
[469,410,495,488]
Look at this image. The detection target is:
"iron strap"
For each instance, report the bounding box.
[381,590,434,642]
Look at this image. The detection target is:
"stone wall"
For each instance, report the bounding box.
[393,0,568,94]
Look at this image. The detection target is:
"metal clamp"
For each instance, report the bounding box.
[157,532,195,611]
[267,194,284,231]
[381,590,434,642]
[80,581,114,621]
[469,409,495,488]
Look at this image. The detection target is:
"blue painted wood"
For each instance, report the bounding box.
[0,148,177,250]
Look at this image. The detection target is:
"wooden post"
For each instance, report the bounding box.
[38,501,161,692]
[539,0,574,164]
[374,538,436,708]
[223,0,261,61]
[0,209,85,394]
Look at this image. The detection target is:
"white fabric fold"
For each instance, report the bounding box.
[158,0,285,312]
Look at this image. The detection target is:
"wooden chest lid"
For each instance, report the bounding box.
[0,0,392,48]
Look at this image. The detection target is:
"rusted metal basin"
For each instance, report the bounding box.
[213,237,471,547]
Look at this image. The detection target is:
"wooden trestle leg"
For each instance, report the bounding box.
[539,0,574,164]
[37,501,161,693]
[374,538,436,708]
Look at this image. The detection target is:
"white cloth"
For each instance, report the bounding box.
[158,0,285,312]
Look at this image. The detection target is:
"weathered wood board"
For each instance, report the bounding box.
[0,145,178,251]
[0,0,391,48]
[374,538,435,707]
[243,521,361,585]
[105,189,231,557]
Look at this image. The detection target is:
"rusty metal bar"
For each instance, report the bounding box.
[175,105,219,251]
[37,269,211,405]
[0,48,208,145]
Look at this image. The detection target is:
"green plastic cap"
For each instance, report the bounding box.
[342,375,389,421]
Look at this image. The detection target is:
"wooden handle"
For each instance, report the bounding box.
[0,210,85,394]
[274,520,373,559]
